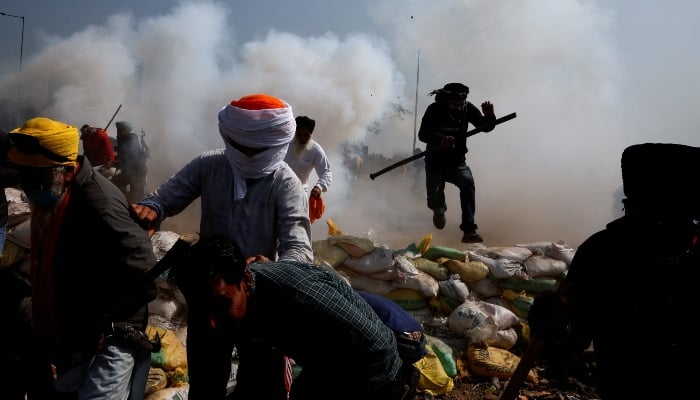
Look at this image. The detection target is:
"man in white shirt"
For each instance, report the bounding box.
[285,116,332,200]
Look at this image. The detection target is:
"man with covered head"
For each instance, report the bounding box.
[418,82,496,244]
[6,117,158,399]
[527,143,700,399]
[132,93,313,399]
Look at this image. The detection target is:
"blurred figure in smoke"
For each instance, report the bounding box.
[80,124,116,179]
[284,115,332,224]
[112,121,149,202]
[528,143,700,399]
[132,93,313,400]
[418,82,496,244]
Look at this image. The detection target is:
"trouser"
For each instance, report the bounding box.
[51,336,150,400]
[186,312,240,400]
[425,162,477,232]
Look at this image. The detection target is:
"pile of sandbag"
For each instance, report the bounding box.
[312,220,576,395]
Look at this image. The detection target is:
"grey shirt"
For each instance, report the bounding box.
[139,148,312,262]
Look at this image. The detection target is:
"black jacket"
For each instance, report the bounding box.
[46,156,157,365]
[418,100,495,167]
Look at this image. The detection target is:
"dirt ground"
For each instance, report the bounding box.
[410,352,600,400]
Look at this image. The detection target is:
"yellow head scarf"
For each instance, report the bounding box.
[8,117,80,167]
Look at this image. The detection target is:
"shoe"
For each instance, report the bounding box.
[461,231,483,243]
[432,211,446,230]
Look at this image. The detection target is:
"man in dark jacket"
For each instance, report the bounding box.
[6,117,158,400]
[112,121,148,202]
[528,143,700,399]
[418,82,495,243]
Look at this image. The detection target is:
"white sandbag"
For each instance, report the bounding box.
[327,234,375,257]
[6,188,31,228]
[467,252,523,279]
[312,239,349,267]
[515,241,554,256]
[393,254,420,276]
[145,385,189,400]
[524,255,568,278]
[448,298,521,333]
[488,328,518,350]
[466,277,503,299]
[473,246,533,262]
[546,240,576,266]
[151,231,181,261]
[367,268,399,281]
[405,306,435,325]
[343,246,394,274]
[438,274,470,301]
[346,273,398,295]
[394,269,439,297]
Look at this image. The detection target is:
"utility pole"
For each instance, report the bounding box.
[1,12,25,125]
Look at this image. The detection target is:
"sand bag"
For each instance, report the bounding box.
[423,245,467,261]
[394,269,439,297]
[441,257,489,282]
[448,298,521,332]
[415,346,455,396]
[524,255,568,278]
[385,288,429,310]
[327,234,375,257]
[466,345,537,383]
[346,272,398,295]
[474,246,533,262]
[468,252,523,279]
[146,325,188,371]
[145,385,190,400]
[438,274,470,301]
[312,239,349,267]
[343,246,394,274]
[145,367,168,397]
[410,257,450,281]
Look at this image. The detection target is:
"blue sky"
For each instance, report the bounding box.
[1,0,699,248]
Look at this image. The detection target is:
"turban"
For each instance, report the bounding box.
[218,94,296,148]
[621,143,700,212]
[218,94,296,200]
[115,121,133,132]
[8,117,80,167]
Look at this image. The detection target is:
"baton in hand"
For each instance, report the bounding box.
[369,112,517,180]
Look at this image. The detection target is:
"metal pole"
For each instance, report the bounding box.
[1,12,25,125]
[412,49,420,153]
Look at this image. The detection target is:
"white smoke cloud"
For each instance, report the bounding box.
[1,0,697,249]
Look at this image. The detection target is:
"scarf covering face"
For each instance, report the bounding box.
[8,117,80,167]
[218,94,296,200]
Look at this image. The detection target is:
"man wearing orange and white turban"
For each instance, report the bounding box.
[132,94,312,400]
[6,117,157,399]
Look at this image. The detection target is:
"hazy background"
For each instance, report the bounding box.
[1,0,699,250]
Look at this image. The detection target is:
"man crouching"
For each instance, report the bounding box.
[165,236,409,400]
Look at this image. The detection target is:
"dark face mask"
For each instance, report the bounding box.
[18,166,68,209]
[24,190,64,208]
